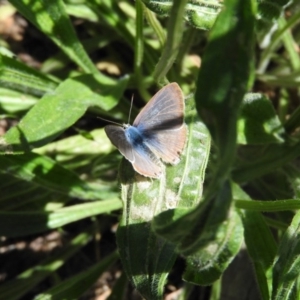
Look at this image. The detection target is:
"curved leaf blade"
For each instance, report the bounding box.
[272,210,300,299]
[0,153,107,200]
[1,75,128,152]
[0,199,122,237]
[116,100,211,299]
[34,252,118,300]
[8,0,98,74]
[0,230,92,300]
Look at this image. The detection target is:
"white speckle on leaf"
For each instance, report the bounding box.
[130,204,156,222]
[136,180,152,192]
[0,138,13,153]
[173,177,181,184]
[165,189,179,209]
[206,243,218,255]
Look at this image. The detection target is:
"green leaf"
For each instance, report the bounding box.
[257,72,300,88]
[117,219,177,300]
[1,75,128,152]
[0,199,122,237]
[0,88,38,114]
[257,0,293,47]
[195,0,256,194]
[233,183,277,300]
[152,101,211,242]
[235,199,300,212]
[142,0,223,31]
[0,172,67,211]
[0,152,108,200]
[258,10,300,73]
[284,165,300,199]
[182,182,243,285]
[238,93,284,145]
[153,0,188,83]
[65,3,99,22]
[34,128,112,157]
[116,100,211,299]
[0,229,92,300]
[8,0,98,74]
[257,0,292,22]
[33,128,120,181]
[34,251,118,300]
[233,142,300,183]
[154,0,256,265]
[0,54,58,97]
[34,128,114,167]
[272,210,300,299]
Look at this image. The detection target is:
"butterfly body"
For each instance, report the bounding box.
[105,83,187,178]
[124,125,145,147]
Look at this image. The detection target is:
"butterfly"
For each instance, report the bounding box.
[105,82,187,178]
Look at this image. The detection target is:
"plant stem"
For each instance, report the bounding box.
[153,0,188,84]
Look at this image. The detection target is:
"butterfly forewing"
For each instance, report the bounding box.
[133,82,184,131]
[105,125,134,162]
[133,82,186,164]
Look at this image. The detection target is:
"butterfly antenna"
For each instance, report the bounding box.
[97,116,122,126]
[128,94,134,124]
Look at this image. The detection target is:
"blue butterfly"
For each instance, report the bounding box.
[105,82,187,178]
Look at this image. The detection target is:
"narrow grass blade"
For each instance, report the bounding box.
[233,183,277,300]
[0,229,92,300]
[34,251,118,300]
[0,153,107,200]
[0,88,38,114]
[8,0,98,74]
[272,210,300,299]
[0,54,58,97]
[0,199,122,237]
[235,199,300,212]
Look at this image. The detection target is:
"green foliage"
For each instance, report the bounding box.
[141,0,222,31]
[0,0,300,299]
[0,230,93,300]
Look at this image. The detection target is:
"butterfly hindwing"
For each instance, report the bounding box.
[145,124,187,164]
[131,144,162,178]
[105,125,162,178]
